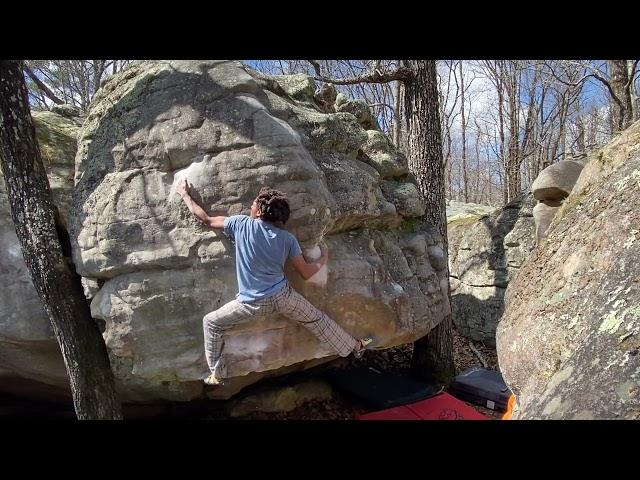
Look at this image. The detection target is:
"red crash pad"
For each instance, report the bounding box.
[356,392,489,420]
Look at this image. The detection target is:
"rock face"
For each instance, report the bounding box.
[532,202,559,242]
[448,196,535,345]
[531,159,585,205]
[32,110,83,227]
[0,110,81,399]
[446,201,496,223]
[449,156,587,348]
[50,103,82,119]
[226,380,332,417]
[497,121,640,419]
[531,157,585,242]
[58,60,450,402]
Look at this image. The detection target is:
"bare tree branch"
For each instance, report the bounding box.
[468,339,488,368]
[23,63,64,105]
[308,60,412,85]
[368,102,397,112]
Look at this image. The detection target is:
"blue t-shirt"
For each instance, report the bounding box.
[223,215,303,302]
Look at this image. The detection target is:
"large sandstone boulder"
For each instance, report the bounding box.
[359,130,408,179]
[446,201,498,275]
[32,110,82,227]
[532,202,559,242]
[66,60,450,401]
[448,196,535,345]
[335,95,379,131]
[531,159,585,206]
[314,84,337,112]
[530,158,585,242]
[50,103,82,119]
[0,110,81,400]
[497,121,640,419]
[572,124,640,195]
[446,201,496,223]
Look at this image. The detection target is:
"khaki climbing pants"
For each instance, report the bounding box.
[203,284,359,379]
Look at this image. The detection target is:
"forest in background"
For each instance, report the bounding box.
[24,59,640,206]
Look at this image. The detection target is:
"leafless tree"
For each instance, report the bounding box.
[0,61,122,419]
[24,60,134,113]
[248,58,636,210]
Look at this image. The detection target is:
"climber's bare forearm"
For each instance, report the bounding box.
[181,194,226,229]
[290,254,327,280]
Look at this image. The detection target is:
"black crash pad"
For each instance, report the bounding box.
[449,366,512,412]
[324,366,443,409]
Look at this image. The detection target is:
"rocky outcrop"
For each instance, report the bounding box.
[531,158,585,206]
[449,155,587,347]
[32,110,82,227]
[497,121,640,419]
[532,202,559,242]
[531,155,586,242]
[448,196,535,345]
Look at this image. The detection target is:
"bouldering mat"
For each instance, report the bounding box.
[357,392,489,420]
[324,366,443,409]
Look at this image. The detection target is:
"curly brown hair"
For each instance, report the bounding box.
[254,187,291,225]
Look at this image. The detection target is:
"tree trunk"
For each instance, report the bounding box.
[0,60,122,420]
[609,60,633,132]
[474,127,481,203]
[459,62,468,202]
[445,132,453,199]
[92,60,107,97]
[403,60,455,384]
[551,94,566,163]
[520,62,539,185]
[394,76,403,149]
[506,62,521,202]
[575,117,586,154]
[630,60,639,122]
[496,71,507,205]
[586,108,597,147]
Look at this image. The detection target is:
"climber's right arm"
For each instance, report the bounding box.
[290,243,328,280]
[177,179,227,229]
